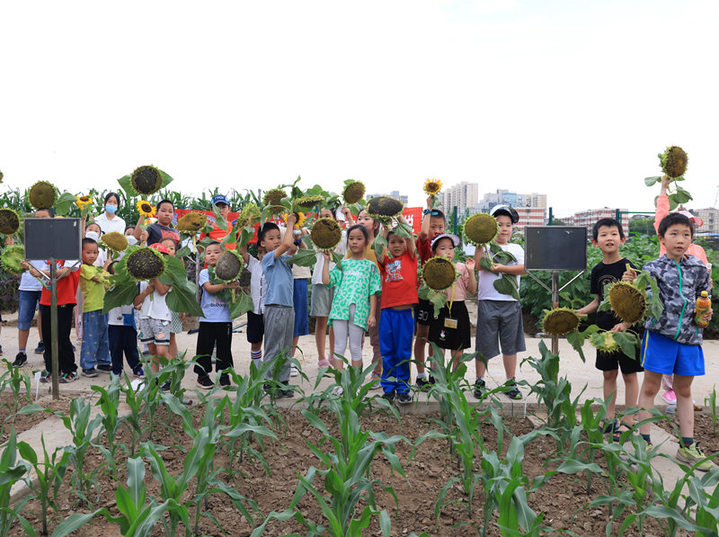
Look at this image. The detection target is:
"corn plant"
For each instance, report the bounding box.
[17,436,70,536]
[59,397,103,506]
[0,431,34,537]
[91,376,122,468]
[706,386,718,434]
[120,372,144,457]
[0,359,33,420]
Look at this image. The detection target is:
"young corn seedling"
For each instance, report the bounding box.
[521,341,573,431]
[91,375,122,468]
[0,431,34,537]
[0,359,34,424]
[17,436,70,536]
[706,385,718,435]
[120,371,144,457]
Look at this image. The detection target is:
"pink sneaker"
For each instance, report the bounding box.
[318,359,331,368]
[662,389,677,404]
[368,373,382,390]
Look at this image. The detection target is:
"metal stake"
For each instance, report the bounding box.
[50,259,59,399]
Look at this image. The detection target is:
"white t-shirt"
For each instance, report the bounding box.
[477,243,524,302]
[19,260,48,292]
[198,269,231,322]
[311,230,347,285]
[246,255,266,315]
[138,281,172,321]
[108,304,136,327]
[94,213,126,235]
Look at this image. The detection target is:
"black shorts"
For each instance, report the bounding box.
[596,349,644,374]
[428,301,471,351]
[246,311,265,344]
[414,298,433,326]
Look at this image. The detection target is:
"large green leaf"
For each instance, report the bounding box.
[53,192,79,216]
[117,174,134,198]
[287,248,317,267]
[158,169,174,189]
[644,176,661,187]
[165,280,203,316]
[103,278,138,313]
[493,274,519,300]
[226,291,254,319]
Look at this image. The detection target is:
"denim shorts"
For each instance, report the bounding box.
[17,290,42,331]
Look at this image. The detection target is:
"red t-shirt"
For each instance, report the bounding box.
[40,261,81,306]
[416,236,432,266]
[379,251,418,309]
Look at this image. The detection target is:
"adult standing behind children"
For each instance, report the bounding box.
[636,213,713,470]
[473,205,526,400]
[575,218,643,441]
[94,192,126,235]
[260,218,299,397]
[133,199,180,246]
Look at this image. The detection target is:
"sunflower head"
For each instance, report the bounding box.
[423,178,442,196]
[294,195,325,210]
[589,331,621,354]
[136,200,156,218]
[131,165,164,195]
[0,245,25,274]
[238,202,261,227]
[0,208,21,235]
[262,188,287,215]
[343,181,366,204]
[608,281,647,324]
[100,232,129,254]
[214,249,243,282]
[176,212,208,233]
[28,181,57,209]
[75,195,93,209]
[541,307,580,336]
[660,146,688,179]
[125,247,166,280]
[422,256,458,291]
[311,217,342,251]
[366,196,404,222]
[284,212,306,228]
[463,213,499,247]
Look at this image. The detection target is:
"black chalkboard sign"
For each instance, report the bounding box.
[525,226,586,271]
[24,218,82,261]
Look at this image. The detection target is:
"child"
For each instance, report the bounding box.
[311,206,351,368]
[194,242,238,389]
[260,218,299,397]
[575,218,643,439]
[355,209,382,385]
[323,224,381,380]
[107,262,144,378]
[290,225,310,377]
[376,216,417,404]
[133,199,180,246]
[79,238,112,377]
[240,242,266,368]
[654,176,710,405]
[13,208,51,367]
[427,234,476,370]
[474,205,526,400]
[636,213,713,469]
[161,237,183,359]
[134,242,173,374]
[414,196,448,387]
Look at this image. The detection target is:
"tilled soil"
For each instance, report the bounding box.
[10,403,691,537]
[0,393,75,443]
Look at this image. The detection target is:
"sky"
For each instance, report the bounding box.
[1,0,718,218]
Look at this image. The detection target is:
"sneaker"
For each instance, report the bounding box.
[504,379,522,400]
[318,359,331,368]
[13,352,28,368]
[290,366,299,377]
[473,378,486,399]
[219,373,230,387]
[416,375,435,389]
[160,380,171,392]
[196,376,214,390]
[60,371,79,383]
[96,364,113,373]
[331,385,344,397]
[81,368,98,378]
[133,367,145,379]
[397,392,412,405]
[34,341,45,355]
[0,345,3,356]
[676,443,715,472]
[662,389,677,404]
[368,374,381,390]
[382,391,395,402]
[39,370,52,383]
[278,381,294,398]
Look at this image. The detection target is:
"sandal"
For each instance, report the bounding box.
[613,421,634,442]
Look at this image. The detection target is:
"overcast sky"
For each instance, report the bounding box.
[1,0,717,217]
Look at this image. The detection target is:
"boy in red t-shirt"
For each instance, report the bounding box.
[378,216,418,404]
[25,258,81,383]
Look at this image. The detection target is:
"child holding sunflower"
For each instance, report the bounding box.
[133,199,179,246]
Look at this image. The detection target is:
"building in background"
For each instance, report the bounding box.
[437,182,478,216]
[694,207,719,235]
[562,208,630,238]
[367,190,408,206]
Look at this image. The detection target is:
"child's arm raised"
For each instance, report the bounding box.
[340,206,355,226]
[419,196,433,241]
[152,278,171,296]
[274,214,298,258]
[653,176,670,234]
[398,214,417,257]
[321,251,331,285]
[133,283,153,308]
[465,258,477,295]
[238,244,249,264]
[377,227,390,264]
[133,215,146,242]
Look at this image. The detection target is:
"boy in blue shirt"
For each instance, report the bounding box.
[636,213,713,469]
[194,241,239,389]
[260,216,298,397]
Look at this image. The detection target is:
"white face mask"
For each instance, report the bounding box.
[126,235,138,246]
[85,231,99,241]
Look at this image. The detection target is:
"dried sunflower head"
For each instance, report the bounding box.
[238,202,261,227]
[0,208,20,235]
[125,247,166,280]
[295,195,325,210]
[608,281,647,324]
[367,196,403,222]
[263,188,286,214]
[0,245,25,274]
[541,307,580,336]
[589,331,621,353]
[75,195,93,209]
[131,165,164,195]
[136,200,156,218]
[28,181,57,209]
[463,213,499,246]
[214,249,243,282]
[660,146,688,179]
[311,218,342,251]
[422,256,458,291]
[176,212,207,233]
[423,178,442,195]
[343,181,365,204]
[100,232,129,254]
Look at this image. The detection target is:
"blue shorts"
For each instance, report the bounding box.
[293,278,309,337]
[18,290,42,331]
[640,330,704,376]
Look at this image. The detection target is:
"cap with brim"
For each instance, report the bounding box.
[150,242,170,255]
[490,204,519,223]
[678,210,703,227]
[431,233,460,251]
[211,194,229,206]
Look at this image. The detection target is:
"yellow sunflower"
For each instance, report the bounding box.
[136,200,156,218]
[423,178,442,195]
[75,195,93,209]
[284,211,306,228]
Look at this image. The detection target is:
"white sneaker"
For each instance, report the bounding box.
[290,366,299,377]
[331,385,344,397]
